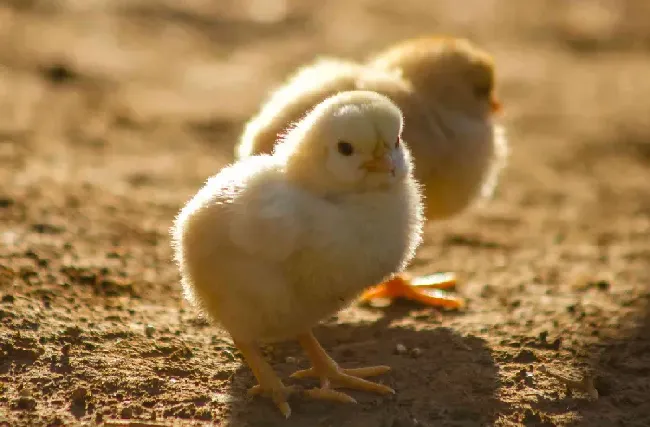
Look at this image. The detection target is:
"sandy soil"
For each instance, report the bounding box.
[1,1,650,426]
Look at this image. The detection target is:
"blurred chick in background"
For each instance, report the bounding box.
[172,91,423,418]
[236,36,508,309]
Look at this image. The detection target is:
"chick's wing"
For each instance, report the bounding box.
[227,168,303,263]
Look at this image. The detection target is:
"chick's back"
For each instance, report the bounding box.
[172,155,421,343]
[237,58,416,159]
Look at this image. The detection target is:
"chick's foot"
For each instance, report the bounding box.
[235,339,300,418]
[291,331,394,403]
[358,272,465,309]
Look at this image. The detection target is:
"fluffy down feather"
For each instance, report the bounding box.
[172,90,423,343]
[236,37,509,220]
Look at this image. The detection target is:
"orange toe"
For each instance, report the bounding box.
[359,273,465,310]
[409,272,457,289]
[358,284,392,301]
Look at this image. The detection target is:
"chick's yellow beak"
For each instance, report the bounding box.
[361,154,395,175]
[490,96,502,114]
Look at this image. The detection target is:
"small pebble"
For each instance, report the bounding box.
[41,63,77,84]
[145,325,155,338]
[550,337,562,350]
[120,406,133,419]
[514,349,538,363]
[221,349,236,361]
[395,343,407,355]
[61,344,71,357]
[539,331,548,343]
[71,387,90,406]
[409,347,423,358]
[595,280,610,291]
[13,396,37,411]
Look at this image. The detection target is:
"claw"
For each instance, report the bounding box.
[303,387,357,403]
[359,273,465,309]
[292,331,395,405]
[291,365,391,379]
[235,340,299,418]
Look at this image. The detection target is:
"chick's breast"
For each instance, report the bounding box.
[172,156,422,343]
[404,109,501,219]
[283,180,422,329]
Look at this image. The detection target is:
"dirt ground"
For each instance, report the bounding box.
[1,1,650,426]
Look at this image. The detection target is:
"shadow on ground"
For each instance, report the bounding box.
[225,303,507,427]
[579,300,650,427]
[528,294,650,427]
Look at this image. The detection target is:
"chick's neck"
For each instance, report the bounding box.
[282,151,335,198]
[284,154,390,202]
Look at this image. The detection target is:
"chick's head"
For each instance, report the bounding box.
[370,37,501,119]
[277,90,410,195]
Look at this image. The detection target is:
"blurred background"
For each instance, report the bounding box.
[1,1,649,426]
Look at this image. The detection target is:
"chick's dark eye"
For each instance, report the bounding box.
[337,141,354,156]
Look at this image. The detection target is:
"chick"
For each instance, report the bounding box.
[171,90,423,418]
[368,36,507,218]
[236,36,508,309]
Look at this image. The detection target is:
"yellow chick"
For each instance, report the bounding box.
[236,36,508,309]
[171,91,423,418]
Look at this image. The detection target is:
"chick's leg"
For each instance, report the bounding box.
[234,339,298,418]
[291,331,394,402]
[358,272,465,309]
